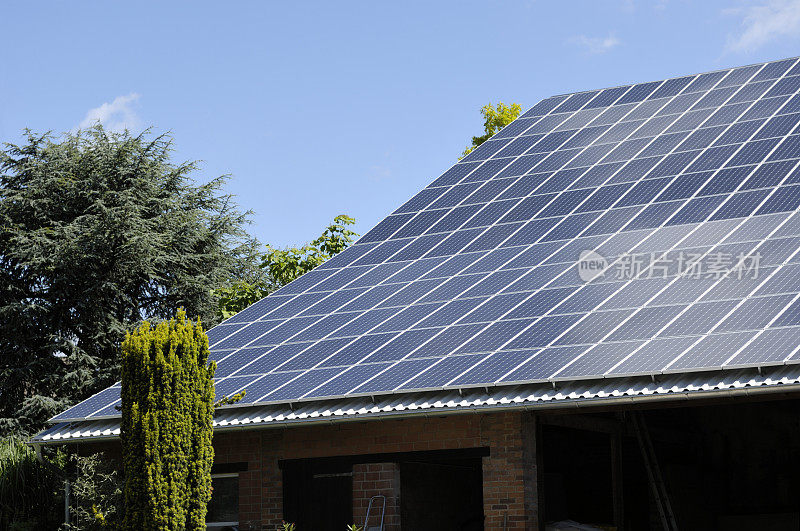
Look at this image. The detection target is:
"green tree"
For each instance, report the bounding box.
[263,214,357,285]
[120,309,214,531]
[214,280,274,321]
[461,102,523,158]
[67,452,123,530]
[215,215,358,319]
[0,437,64,529]
[0,126,258,435]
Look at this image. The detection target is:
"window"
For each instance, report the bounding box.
[207,473,239,530]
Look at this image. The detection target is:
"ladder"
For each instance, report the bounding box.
[363,494,386,531]
[631,411,678,531]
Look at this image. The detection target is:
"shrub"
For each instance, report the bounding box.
[0,437,64,529]
[120,310,215,530]
[68,452,123,530]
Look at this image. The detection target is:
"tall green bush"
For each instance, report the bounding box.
[120,310,215,530]
[0,437,63,529]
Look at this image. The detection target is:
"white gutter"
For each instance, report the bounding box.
[32,380,800,445]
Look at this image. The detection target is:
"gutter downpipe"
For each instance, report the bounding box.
[31,442,44,463]
[30,441,70,525]
[64,478,71,527]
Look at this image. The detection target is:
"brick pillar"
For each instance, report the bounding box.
[352,462,401,530]
[522,413,540,530]
[481,412,539,530]
[260,431,284,530]
[213,431,267,530]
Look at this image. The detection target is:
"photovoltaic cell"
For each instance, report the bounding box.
[305,362,393,398]
[415,298,486,328]
[554,340,646,378]
[667,331,755,370]
[240,343,313,374]
[242,372,303,402]
[407,324,486,358]
[609,335,701,375]
[276,338,356,371]
[398,354,489,390]
[214,375,256,400]
[55,56,800,423]
[351,358,438,393]
[51,388,121,421]
[725,326,800,366]
[261,367,344,401]
[457,318,537,354]
[365,328,441,363]
[501,345,585,381]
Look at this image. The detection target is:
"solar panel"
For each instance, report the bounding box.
[54,56,800,422]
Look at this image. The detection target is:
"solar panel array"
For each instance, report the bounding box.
[55,57,800,422]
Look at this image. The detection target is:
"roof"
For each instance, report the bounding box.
[41,56,800,440]
[32,365,800,444]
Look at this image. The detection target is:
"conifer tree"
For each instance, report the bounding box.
[0,126,258,435]
[120,309,214,530]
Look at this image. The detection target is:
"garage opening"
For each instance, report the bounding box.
[540,398,800,530]
[400,456,483,531]
[282,459,353,531]
[281,448,487,531]
[643,399,800,529]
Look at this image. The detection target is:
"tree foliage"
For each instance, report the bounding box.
[215,215,358,319]
[461,102,523,158]
[0,437,64,529]
[262,214,357,285]
[120,309,214,531]
[67,452,123,530]
[213,280,273,321]
[0,127,257,435]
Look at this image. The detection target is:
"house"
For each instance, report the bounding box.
[34,57,800,530]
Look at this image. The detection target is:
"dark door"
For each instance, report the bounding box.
[542,425,614,526]
[283,461,353,530]
[309,473,353,530]
[400,458,484,531]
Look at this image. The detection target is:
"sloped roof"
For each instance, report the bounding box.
[46,57,800,434]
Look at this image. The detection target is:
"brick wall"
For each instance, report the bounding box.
[480,412,539,530]
[214,431,263,529]
[241,411,539,530]
[83,410,540,530]
[352,462,401,530]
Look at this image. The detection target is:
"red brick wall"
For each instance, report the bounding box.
[82,410,540,530]
[214,431,263,530]
[352,462,401,530]
[481,412,539,530]
[234,411,540,530]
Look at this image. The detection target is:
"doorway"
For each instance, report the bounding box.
[282,460,353,530]
[400,456,484,531]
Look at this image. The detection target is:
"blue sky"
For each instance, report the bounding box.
[3,1,800,247]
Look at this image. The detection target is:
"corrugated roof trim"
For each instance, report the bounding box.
[32,365,800,444]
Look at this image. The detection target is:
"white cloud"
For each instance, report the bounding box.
[367,164,392,182]
[78,93,141,132]
[725,0,800,52]
[571,33,621,55]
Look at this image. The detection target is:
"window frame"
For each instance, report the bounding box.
[206,472,240,529]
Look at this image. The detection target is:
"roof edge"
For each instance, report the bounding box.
[32,365,800,445]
